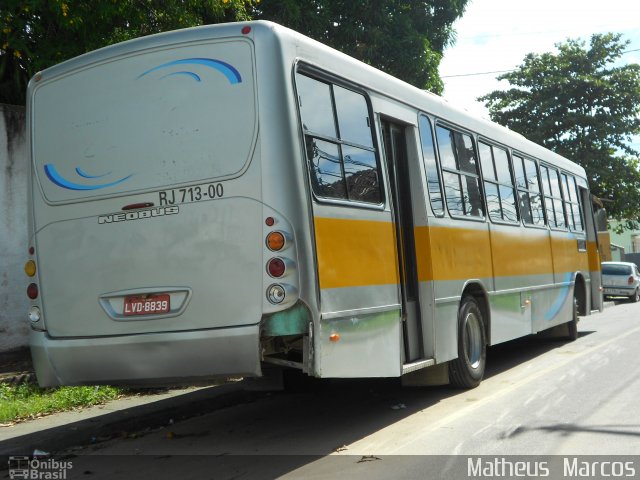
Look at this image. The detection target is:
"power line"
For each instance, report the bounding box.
[442,69,514,78]
[442,48,640,79]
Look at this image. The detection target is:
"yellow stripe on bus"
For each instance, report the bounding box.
[415,225,492,281]
[419,226,589,281]
[314,217,399,289]
[587,240,601,272]
[551,235,590,274]
[315,217,594,289]
[489,227,552,278]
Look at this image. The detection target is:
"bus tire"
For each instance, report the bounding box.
[448,296,486,389]
[565,296,579,341]
[630,288,640,303]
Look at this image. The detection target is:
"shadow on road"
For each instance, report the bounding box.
[1,331,600,479]
[484,330,595,379]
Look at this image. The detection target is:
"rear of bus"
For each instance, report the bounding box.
[26,23,302,386]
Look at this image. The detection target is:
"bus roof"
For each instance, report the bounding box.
[29,20,587,179]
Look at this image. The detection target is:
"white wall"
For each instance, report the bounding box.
[609,220,640,254]
[0,104,29,351]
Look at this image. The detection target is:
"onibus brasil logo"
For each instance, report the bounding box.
[8,456,72,479]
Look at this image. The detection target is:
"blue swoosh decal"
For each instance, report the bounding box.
[75,167,112,179]
[544,272,574,321]
[138,58,242,84]
[45,164,132,191]
[160,71,202,82]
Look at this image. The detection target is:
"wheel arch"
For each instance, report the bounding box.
[573,271,588,316]
[461,280,490,345]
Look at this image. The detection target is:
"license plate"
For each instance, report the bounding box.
[604,288,629,296]
[123,294,170,316]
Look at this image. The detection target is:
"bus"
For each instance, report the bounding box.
[25,21,603,389]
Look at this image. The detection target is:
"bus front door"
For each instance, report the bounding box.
[382,120,423,363]
[583,188,604,312]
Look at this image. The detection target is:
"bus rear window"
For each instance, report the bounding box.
[32,40,256,203]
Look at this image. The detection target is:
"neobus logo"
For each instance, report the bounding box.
[98,206,179,224]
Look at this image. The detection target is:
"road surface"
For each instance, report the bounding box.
[58,300,640,479]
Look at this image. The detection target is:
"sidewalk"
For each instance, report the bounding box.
[0,381,256,456]
[0,348,272,456]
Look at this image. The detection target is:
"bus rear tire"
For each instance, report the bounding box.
[566,296,579,341]
[448,296,486,389]
[630,288,640,303]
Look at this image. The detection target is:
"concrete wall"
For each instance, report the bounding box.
[625,253,640,268]
[608,220,640,254]
[0,104,29,351]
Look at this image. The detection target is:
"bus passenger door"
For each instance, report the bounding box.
[382,121,423,363]
[583,188,603,312]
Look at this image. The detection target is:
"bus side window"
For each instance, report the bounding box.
[494,147,518,222]
[296,73,337,138]
[479,142,500,220]
[553,170,567,229]
[514,155,545,226]
[572,177,584,231]
[564,173,584,232]
[524,158,545,226]
[435,125,484,218]
[540,166,554,227]
[418,115,444,215]
[305,137,346,199]
[478,141,517,223]
[334,85,374,148]
[296,72,381,205]
[561,173,574,230]
[541,165,566,229]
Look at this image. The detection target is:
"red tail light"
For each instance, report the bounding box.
[267,258,286,278]
[27,283,39,299]
[629,276,634,285]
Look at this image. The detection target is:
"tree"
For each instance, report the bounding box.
[0,0,255,105]
[1,0,468,105]
[253,0,468,93]
[479,33,640,224]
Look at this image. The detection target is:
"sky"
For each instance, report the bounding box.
[438,0,640,151]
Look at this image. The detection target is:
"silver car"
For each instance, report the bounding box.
[601,261,640,302]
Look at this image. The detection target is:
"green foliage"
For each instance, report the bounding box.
[0,0,255,105]
[252,0,468,93]
[479,34,640,225]
[0,382,121,423]
[1,0,467,104]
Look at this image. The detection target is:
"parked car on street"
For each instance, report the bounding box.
[601,261,640,302]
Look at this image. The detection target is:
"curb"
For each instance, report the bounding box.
[0,347,33,385]
[0,371,36,385]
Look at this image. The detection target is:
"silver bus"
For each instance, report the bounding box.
[26,21,602,388]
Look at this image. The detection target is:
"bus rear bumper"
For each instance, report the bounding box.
[29,325,261,387]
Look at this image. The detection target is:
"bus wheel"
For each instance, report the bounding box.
[565,296,579,341]
[448,296,486,389]
[631,289,640,303]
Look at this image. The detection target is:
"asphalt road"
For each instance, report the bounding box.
[52,300,640,479]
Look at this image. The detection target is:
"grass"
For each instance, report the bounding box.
[0,382,122,424]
